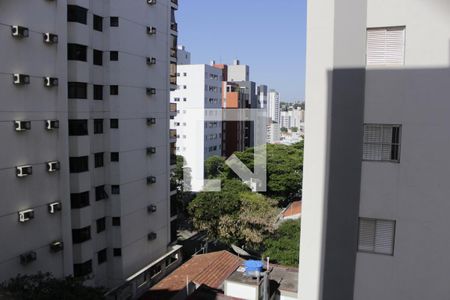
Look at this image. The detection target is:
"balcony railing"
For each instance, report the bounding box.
[171,0,178,5]
[170,129,177,140]
[170,22,178,32]
[170,48,177,58]
[170,75,177,85]
[170,103,177,113]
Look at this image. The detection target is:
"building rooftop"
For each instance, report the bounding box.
[186,285,243,300]
[142,251,243,299]
[283,201,302,218]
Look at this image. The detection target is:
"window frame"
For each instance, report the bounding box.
[362,124,402,163]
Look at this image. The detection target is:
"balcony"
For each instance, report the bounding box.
[171,22,178,32]
[170,48,177,59]
[170,103,177,117]
[170,179,178,192]
[171,0,178,7]
[170,75,177,86]
[170,129,177,141]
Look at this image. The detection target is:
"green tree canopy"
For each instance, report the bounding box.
[263,220,300,267]
[280,127,288,133]
[291,127,298,132]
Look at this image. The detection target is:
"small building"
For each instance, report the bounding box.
[281,201,302,221]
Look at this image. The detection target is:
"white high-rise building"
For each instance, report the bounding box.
[280,108,305,129]
[257,84,268,109]
[300,0,450,299]
[227,59,250,82]
[171,64,222,192]
[268,89,280,123]
[0,0,181,293]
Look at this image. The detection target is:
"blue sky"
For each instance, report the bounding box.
[177,0,307,102]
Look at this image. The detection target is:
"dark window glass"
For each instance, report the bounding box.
[112,217,121,226]
[68,119,88,136]
[93,85,103,100]
[74,260,92,277]
[94,152,104,168]
[70,191,90,209]
[95,185,108,201]
[110,17,119,27]
[111,185,120,195]
[72,226,91,244]
[69,156,89,173]
[111,152,119,162]
[96,217,106,233]
[110,119,119,129]
[110,85,119,95]
[68,82,87,99]
[67,5,88,25]
[93,49,103,66]
[68,44,87,61]
[97,248,107,264]
[94,119,103,134]
[93,15,103,32]
[110,51,119,61]
[113,248,122,257]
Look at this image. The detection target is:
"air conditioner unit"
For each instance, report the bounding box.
[148,232,157,241]
[147,0,156,5]
[11,25,29,38]
[147,147,156,155]
[147,118,156,125]
[147,204,157,213]
[13,73,30,85]
[146,87,156,95]
[18,209,34,223]
[49,241,64,252]
[44,77,58,87]
[146,57,156,65]
[14,120,31,132]
[48,202,62,214]
[146,26,156,35]
[16,165,32,177]
[47,161,60,173]
[20,251,37,265]
[45,120,59,130]
[43,32,58,44]
[147,176,157,184]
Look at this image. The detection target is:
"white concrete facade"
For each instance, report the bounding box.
[300,0,450,300]
[268,89,280,124]
[228,59,250,82]
[170,64,222,192]
[0,0,178,289]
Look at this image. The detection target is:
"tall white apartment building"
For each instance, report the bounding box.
[299,0,450,299]
[171,65,222,192]
[257,84,268,109]
[268,89,280,123]
[280,108,304,129]
[0,0,180,292]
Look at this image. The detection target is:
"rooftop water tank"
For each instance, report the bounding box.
[244,260,264,277]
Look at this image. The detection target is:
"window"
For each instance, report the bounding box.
[110,17,119,27]
[110,119,119,129]
[68,82,87,99]
[95,185,108,201]
[112,217,121,226]
[110,85,119,95]
[93,85,103,100]
[93,49,103,66]
[70,191,90,209]
[69,156,89,173]
[111,185,120,195]
[67,5,88,25]
[113,248,122,257]
[110,51,119,61]
[74,260,92,277]
[111,152,119,162]
[367,27,405,66]
[93,15,103,32]
[68,44,87,61]
[96,217,106,233]
[72,226,91,244]
[69,119,88,136]
[97,248,107,264]
[363,124,401,162]
[94,119,103,134]
[94,152,104,168]
[358,218,396,255]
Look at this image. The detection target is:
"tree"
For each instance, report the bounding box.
[263,220,300,267]
[204,155,227,179]
[280,127,288,133]
[171,155,193,218]
[0,273,106,300]
[291,127,298,132]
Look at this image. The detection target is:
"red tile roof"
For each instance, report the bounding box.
[144,251,243,299]
[283,201,302,218]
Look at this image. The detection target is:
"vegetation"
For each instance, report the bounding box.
[263,220,300,267]
[280,127,288,133]
[0,273,105,300]
[291,127,298,132]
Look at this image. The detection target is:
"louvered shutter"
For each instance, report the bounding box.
[367,27,405,66]
[374,220,396,255]
[358,218,376,252]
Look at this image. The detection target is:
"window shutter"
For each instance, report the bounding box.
[367,27,405,66]
[374,220,396,255]
[358,218,375,252]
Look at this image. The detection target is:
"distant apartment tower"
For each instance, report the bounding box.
[268,89,280,123]
[257,84,268,108]
[280,108,304,129]
[177,45,191,65]
[170,64,223,192]
[299,0,450,300]
[0,0,179,291]
[227,59,250,82]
